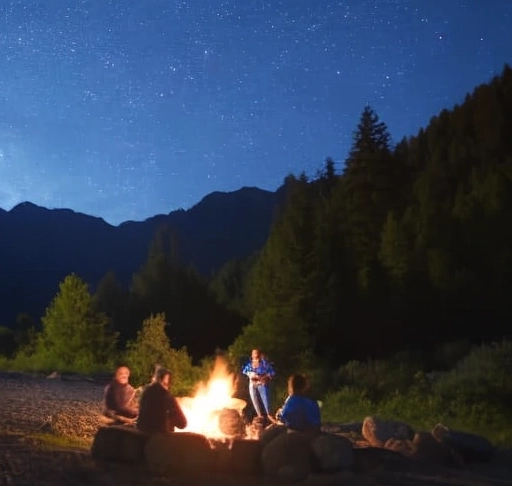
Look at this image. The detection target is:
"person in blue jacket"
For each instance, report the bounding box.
[242,348,276,419]
[276,373,321,433]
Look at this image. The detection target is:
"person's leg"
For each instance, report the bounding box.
[249,384,262,416]
[258,383,271,416]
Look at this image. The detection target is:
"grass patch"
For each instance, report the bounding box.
[26,432,91,452]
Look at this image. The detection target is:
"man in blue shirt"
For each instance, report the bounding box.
[242,348,276,419]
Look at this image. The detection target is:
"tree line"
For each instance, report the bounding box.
[1,65,511,385]
[223,64,512,376]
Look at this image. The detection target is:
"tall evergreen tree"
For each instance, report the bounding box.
[342,105,395,290]
[240,174,318,370]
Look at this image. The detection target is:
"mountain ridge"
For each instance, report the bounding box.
[0,186,281,326]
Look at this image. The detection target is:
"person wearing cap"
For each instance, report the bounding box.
[137,367,187,434]
[103,365,139,424]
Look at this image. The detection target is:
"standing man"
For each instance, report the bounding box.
[242,348,276,420]
[137,367,187,434]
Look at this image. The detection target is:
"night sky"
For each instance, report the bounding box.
[1,1,511,226]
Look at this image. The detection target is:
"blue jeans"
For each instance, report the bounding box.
[249,382,271,416]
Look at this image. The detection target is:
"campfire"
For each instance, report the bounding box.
[176,357,247,440]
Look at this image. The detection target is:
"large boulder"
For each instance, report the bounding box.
[91,425,149,464]
[260,423,288,447]
[352,446,417,474]
[432,423,495,463]
[321,422,362,435]
[261,430,313,482]
[382,438,416,457]
[213,438,263,475]
[362,416,414,447]
[144,432,214,476]
[412,431,460,465]
[311,432,353,472]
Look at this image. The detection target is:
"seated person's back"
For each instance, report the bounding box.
[137,367,187,434]
[277,373,321,433]
[103,365,138,422]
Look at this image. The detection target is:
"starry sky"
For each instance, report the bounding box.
[0,1,511,226]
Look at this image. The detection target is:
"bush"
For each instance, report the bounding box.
[321,387,373,423]
[320,343,512,447]
[124,312,201,395]
[434,339,512,403]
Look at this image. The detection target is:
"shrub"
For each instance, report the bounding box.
[124,312,200,395]
[321,387,373,423]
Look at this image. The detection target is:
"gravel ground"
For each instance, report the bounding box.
[0,371,106,442]
[1,371,511,486]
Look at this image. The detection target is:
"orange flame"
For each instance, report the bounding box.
[177,357,246,439]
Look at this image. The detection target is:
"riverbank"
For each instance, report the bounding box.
[0,372,511,486]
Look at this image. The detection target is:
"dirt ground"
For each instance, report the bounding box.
[1,372,511,486]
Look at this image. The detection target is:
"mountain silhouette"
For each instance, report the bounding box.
[0,186,282,326]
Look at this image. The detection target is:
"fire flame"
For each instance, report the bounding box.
[176,357,246,439]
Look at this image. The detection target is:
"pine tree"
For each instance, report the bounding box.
[38,274,117,372]
[342,105,394,290]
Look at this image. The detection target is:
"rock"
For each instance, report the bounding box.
[432,423,495,463]
[212,438,263,475]
[383,438,416,457]
[261,430,313,482]
[321,422,363,435]
[218,407,245,438]
[352,446,416,474]
[412,431,460,465]
[311,432,353,472]
[91,425,149,464]
[144,431,214,476]
[361,416,414,447]
[228,438,263,475]
[260,423,287,446]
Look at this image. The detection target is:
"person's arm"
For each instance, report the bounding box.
[103,383,116,417]
[167,395,188,430]
[260,360,275,383]
[278,395,294,426]
[241,360,252,376]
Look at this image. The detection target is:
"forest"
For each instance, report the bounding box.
[0,65,511,446]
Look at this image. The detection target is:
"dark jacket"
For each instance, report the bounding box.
[137,382,187,434]
[103,380,138,418]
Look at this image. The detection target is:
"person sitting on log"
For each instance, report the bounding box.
[102,365,139,425]
[275,373,321,435]
[137,366,187,434]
